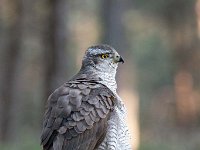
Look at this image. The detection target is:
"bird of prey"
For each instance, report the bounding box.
[41,44,131,150]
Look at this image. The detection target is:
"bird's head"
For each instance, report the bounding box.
[81,44,124,73]
[78,44,124,91]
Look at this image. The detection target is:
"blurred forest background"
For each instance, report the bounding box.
[0,0,200,150]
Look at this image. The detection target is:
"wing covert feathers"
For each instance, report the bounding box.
[41,80,116,150]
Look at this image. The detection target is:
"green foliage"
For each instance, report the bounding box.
[139,142,173,150]
[0,131,40,150]
[134,33,173,93]
[133,0,196,18]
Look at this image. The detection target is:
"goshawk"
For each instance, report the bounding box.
[41,44,131,150]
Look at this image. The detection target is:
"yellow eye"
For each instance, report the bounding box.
[101,54,109,59]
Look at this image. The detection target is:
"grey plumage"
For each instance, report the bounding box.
[41,44,131,150]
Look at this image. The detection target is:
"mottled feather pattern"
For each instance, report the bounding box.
[41,80,116,150]
[41,45,132,150]
[97,95,132,150]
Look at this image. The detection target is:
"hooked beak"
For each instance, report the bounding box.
[118,56,124,64]
[114,54,124,64]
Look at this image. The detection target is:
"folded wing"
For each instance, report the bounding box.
[41,80,115,150]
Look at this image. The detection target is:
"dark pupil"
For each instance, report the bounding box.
[100,53,109,59]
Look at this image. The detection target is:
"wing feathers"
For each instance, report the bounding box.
[41,80,115,150]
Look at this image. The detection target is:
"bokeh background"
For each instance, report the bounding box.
[1,0,200,149]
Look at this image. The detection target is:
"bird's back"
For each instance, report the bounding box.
[40,77,116,150]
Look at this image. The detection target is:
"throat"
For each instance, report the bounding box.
[97,70,117,92]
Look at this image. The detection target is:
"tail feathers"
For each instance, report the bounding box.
[42,131,57,150]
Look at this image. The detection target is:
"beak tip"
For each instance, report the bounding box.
[119,56,124,64]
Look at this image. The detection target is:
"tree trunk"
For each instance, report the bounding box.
[0,0,23,141]
[42,0,71,102]
[163,0,200,126]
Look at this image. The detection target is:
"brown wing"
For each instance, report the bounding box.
[40,80,116,150]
